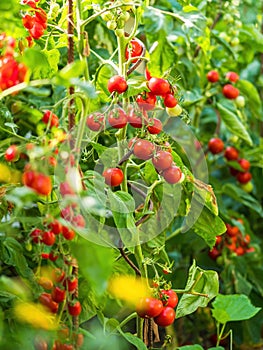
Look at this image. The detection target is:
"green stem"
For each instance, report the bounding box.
[0,79,51,100]
[119,312,137,329]
[216,323,226,347]
[166,226,186,241]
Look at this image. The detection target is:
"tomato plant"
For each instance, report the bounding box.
[0,0,262,349]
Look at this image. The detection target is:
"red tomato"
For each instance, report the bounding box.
[163,94,178,108]
[39,293,59,313]
[63,277,78,292]
[147,118,163,134]
[235,246,245,256]
[226,71,239,83]
[51,268,65,283]
[72,214,86,228]
[127,110,143,128]
[22,14,34,29]
[42,231,56,246]
[238,158,250,172]
[4,145,19,162]
[136,93,156,111]
[34,337,48,350]
[68,301,82,316]
[136,297,164,318]
[103,167,124,187]
[41,253,50,259]
[145,67,152,80]
[125,38,143,62]
[208,138,224,154]
[224,146,239,161]
[133,139,155,160]
[107,75,128,94]
[51,286,66,303]
[148,77,170,96]
[60,182,75,196]
[31,173,52,196]
[35,8,47,25]
[30,228,43,243]
[206,70,220,83]
[49,251,59,261]
[48,220,63,235]
[42,111,59,128]
[162,166,182,184]
[152,151,173,171]
[86,113,104,131]
[225,223,239,237]
[222,84,239,99]
[108,108,128,129]
[236,171,252,184]
[62,226,76,240]
[154,306,175,327]
[160,290,178,308]
[38,277,53,290]
[209,247,221,260]
[29,21,45,40]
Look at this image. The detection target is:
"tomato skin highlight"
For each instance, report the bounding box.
[103,168,124,187]
[136,297,164,318]
[154,306,176,327]
[148,77,170,96]
[226,71,239,83]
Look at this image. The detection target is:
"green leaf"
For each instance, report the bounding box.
[237,79,262,120]
[216,103,253,145]
[71,238,115,297]
[208,348,225,350]
[5,187,38,208]
[221,183,263,217]
[211,294,261,324]
[125,76,149,98]
[23,48,50,79]
[118,328,148,350]
[176,260,219,318]
[176,345,204,350]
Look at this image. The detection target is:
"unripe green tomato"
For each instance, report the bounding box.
[107,20,117,30]
[49,3,60,19]
[206,17,213,26]
[235,20,242,28]
[216,256,224,266]
[115,28,125,37]
[11,101,24,114]
[235,95,245,108]
[119,11,130,22]
[231,37,240,46]
[224,14,234,23]
[228,135,239,144]
[219,32,230,42]
[25,241,33,251]
[240,181,253,193]
[117,19,125,28]
[101,11,114,21]
[229,29,239,36]
[166,105,183,117]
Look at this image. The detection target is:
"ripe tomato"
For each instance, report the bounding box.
[209,247,221,260]
[225,223,239,237]
[154,306,175,327]
[39,292,59,313]
[108,108,128,129]
[206,70,219,83]
[162,166,182,184]
[152,151,173,171]
[22,14,34,29]
[34,337,48,350]
[235,246,245,256]
[60,182,75,196]
[103,167,124,187]
[136,297,164,318]
[51,286,66,303]
[136,93,156,111]
[38,276,53,290]
[224,146,239,161]
[86,113,104,131]
[51,268,65,283]
[48,220,63,235]
[160,290,178,308]
[236,171,252,184]
[222,84,239,99]
[30,228,43,243]
[41,253,50,259]
[163,94,178,108]
[148,77,170,96]
[68,300,82,316]
[42,111,59,128]
[72,214,86,228]
[147,118,163,135]
[4,145,20,162]
[127,110,143,128]
[49,251,59,261]
[107,75,128,94]
[208,138,224,154]
[42,231,56,246]
[238,158,250,172]
[133,139,155,160]
[35,8,47,26]
[226,71,239,83]
[62,226,76,240]
[63,277,78,292]
[32,173,52,196]
[125,38,143,62]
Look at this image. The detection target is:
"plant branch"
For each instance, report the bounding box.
[119,247,141,276]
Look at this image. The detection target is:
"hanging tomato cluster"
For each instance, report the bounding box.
[206,69,240,100]
[0,33,28,91]
[21,0,48,41]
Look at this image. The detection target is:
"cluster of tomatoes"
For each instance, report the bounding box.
[0,33,28,92]
[208,138,252,186]
[36,266,82,350]
[136,289,178,327]
[21,0,47,42]
[207,69,241,101]
[209,220,255,260]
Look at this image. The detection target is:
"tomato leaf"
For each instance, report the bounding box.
[211,294,261,324]
[117,328,148,350]
[237,79,263,120]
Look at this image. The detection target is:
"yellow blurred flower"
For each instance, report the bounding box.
[14,302,58,330]
[108,275,150,307]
